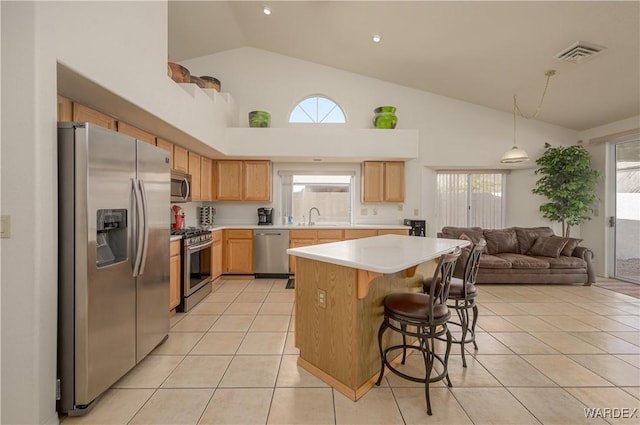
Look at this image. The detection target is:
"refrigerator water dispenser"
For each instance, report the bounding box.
[96,209,127,267]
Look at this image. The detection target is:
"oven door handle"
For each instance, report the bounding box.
[186,240,213,252]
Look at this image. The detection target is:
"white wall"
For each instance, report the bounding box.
[182,48,578,234]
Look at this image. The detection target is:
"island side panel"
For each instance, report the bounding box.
[295,257,358,388]
[355,272,424,388]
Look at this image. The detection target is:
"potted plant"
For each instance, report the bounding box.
[532,143,601,237]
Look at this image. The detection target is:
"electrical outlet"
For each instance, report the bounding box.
[361,208,368,216]
[413,209,419,216]
[397,204,403,211]
[317,289,326,308]
[373,208,378,216]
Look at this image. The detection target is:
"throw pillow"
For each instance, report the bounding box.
[515,227,555,254]
[559,237,582,256]
[484,229,518,255]
[528,236,568,258]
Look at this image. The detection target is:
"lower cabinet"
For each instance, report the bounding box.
[223,229,253,274]
[211,230,223,280]
[169,240,181,311]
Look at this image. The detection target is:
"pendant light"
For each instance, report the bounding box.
[501,70,556,164]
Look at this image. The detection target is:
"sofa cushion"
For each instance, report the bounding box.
[531,255,587,269]
[495,253,550,269]
[484,228,518,254]
[527,236,568,258]
[441,226,484,244]
[560,237,583,257]
[514,227,555,254]
[479,254,512,269]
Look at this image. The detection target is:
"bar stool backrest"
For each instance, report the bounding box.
[463,239,487,287]
[423,248,461,316]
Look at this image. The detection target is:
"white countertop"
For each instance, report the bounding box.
[287,234,469,274]
[205,224,411,231]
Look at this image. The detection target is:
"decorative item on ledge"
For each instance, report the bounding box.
[190,75,205,88]
[168,62,190,83]
[249,111,271,128]
[200,76,221,92]
[373,106,397,129]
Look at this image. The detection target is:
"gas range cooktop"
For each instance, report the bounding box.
[170,228,211,238]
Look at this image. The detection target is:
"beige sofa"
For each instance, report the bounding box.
[438,226,595,286]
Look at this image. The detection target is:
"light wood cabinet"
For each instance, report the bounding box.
[361,161,405,203]
[288,229,344,274]
[378,229,410,236]
[117,121,155,145]
[155,138,173,169]
[211,230,223,281]
[223,229,253,274]
[344,229,378,240]
[200,157,213,202]
[169,240,181,311]
[173,145,188,173]
[243,160,272,201]
[216,160,271,202]
[57,95,73,121]
[72,103,117,130]
[188,152,202,201]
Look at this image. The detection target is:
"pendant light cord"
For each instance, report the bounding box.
[513,70,556,120]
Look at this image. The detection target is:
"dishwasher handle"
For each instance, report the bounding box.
[254,232,284,236]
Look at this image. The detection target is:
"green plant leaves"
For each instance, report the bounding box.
[532,144,601,237]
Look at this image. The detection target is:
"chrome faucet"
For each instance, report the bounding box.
[308,207,320,226]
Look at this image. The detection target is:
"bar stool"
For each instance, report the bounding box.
[375,249,461,415]
[426,239,485,367]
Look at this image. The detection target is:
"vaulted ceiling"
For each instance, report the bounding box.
[168,1,640,131]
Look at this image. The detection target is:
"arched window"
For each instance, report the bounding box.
[289,95,346,123]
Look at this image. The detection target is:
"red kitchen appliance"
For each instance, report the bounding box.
[172,205,184,229]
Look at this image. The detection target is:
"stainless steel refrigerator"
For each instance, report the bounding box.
[57,122,170,415]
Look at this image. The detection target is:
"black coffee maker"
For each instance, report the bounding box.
[257,207,274,225]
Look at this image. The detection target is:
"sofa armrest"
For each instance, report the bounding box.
[573,246,596,285]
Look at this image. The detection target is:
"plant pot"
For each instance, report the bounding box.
[373,106,397,129]
[249,111,271,128]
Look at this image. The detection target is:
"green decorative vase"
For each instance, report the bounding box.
[249,111,271,128]
[373,106,397,129]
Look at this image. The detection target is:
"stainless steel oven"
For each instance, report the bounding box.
[174,229,212,312]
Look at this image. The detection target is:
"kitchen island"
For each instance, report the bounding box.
[286,235,469,401]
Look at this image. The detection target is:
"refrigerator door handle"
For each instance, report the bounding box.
[138,179,150,275]
[132,179,144,277]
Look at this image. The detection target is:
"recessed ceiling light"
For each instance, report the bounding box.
[372,34,382,43]
[263,6,272,16]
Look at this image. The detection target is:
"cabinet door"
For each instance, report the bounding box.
[72,103,116,130]
[377,229,409,236]
[57,95,73,121]
[173,145,188,173]
[211,231,223,280]
[169,240,181,310]
[216,160,243,201]
[156,138,173,170]
[201,157,213,202]
[188,152,202,201]
[362,161,384,203]
[243,161,272,201]
[225,238,253,274]
[384,162,405,202]
[289,238,316,275]
[117,121,156,145]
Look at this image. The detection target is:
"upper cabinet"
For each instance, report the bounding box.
[188,152,202,202]
[216,160,271,202]
[361,161,405,203]
[117,122,156,145]
[201,157,213,202]
[173,145,188,173]
[72,102,117,130]
[155,138,174,169]
[57,95,73,121]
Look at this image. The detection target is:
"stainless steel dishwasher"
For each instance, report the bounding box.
[253,229,290,278]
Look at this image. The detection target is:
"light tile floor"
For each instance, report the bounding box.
[61,278,640,425]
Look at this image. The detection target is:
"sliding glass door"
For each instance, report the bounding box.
[610,138,640,284]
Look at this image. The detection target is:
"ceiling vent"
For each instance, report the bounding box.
[554,41,606,64]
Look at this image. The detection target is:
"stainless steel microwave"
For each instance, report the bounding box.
[171,171,191,202]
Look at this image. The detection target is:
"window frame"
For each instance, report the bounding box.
[288,95,347,124]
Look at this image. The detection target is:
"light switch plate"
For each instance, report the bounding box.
[0,215,11,238]
[413,209,419,216]
[361,208,368,216]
